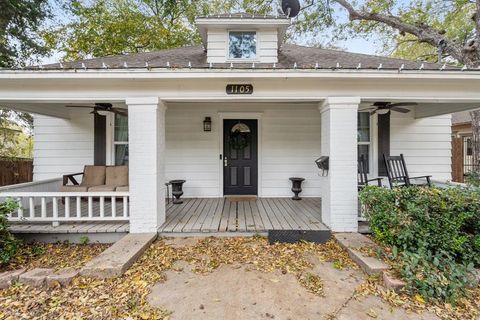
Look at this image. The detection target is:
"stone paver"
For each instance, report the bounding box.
[334,233,389,275]
[19,268,53,288]
[80,233,157,279]
[383,271,406,293]
[46,268,79,287]
[0,269,26,289]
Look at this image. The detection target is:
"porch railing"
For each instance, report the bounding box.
[0,179,129,225]
[2,192,129,224]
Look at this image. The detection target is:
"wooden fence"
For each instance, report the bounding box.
[452,137,464,182]
[0,158,33,187]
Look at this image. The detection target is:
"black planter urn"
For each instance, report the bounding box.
[289,177,305,200]
[170,180,186,204]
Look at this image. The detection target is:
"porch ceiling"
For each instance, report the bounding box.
[360,101,480,119]
[0,101,126,119]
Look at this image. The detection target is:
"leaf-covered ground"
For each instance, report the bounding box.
[0,237,356,319]
[1,236,477,319]
[356,275,480,320]
[0,243,109,272]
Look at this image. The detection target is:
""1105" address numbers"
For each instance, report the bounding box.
[226,84,253,95]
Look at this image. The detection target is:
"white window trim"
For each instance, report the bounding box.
[107,112,129,166]
[226,30,259,62]
[358,111,378,177]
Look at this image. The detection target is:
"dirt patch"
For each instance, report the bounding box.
[148,263,360,320]
[0,243,109,272]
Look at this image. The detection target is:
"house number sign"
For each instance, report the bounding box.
[226,84,253,95]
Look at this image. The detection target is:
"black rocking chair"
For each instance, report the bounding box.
[358,154,382,190]
[383,154,432,188]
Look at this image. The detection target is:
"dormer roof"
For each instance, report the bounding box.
[196,13,290,50]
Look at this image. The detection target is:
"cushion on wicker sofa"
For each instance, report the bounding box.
[106,166,128,187]
[60,185,89,192]
[81,165,106,186]
[88,185,116,192]
[115,186,129,192]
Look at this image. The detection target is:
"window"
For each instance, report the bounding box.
[229,31,256,59]
[113,113,128,165]
[358,112,371,173]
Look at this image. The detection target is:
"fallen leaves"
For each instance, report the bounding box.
[355,274,480,320]
[1,243,109,272]
[0,237,357,319]
[297,272,325,296]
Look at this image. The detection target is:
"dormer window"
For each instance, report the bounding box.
[229,31,257,59]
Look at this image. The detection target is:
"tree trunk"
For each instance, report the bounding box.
[470,110,480,172]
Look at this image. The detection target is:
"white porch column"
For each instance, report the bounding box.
[126,97,166,233]
[319,97,360,232]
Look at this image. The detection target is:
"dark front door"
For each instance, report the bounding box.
[223,119,258,195]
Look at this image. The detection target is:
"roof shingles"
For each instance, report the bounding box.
[36,44,455,71]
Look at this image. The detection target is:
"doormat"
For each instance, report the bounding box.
[268,230,331,244]
[226,197,257,202]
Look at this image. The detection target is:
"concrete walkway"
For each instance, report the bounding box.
[147,238,439,320]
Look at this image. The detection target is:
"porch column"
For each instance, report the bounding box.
[126,97,166,233]
[319,97,360,232]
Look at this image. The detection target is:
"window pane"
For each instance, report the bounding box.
[115,144,129,165]
[114,114,128,142]
[357,112,370,142]
[229,32,256,59]
[358,145,369,173]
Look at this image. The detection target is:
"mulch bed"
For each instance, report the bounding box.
[0,243,109,272]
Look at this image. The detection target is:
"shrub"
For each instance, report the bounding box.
[0,198,20,264]
[360,186,480,302]
[465,171,480,187]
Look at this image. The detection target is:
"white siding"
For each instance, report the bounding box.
[33,109,94,181]
[390,112,452,180]
[207,29,278,63]
[166,102,321,197]
[31,103,453,196]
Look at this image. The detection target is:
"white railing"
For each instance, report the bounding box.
[1,192,129,225]
[0,177,62,192]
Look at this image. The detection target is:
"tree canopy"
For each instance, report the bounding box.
[0,0,51,68]
[46,0,480,67]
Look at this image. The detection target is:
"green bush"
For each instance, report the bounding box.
[360,186,480,302]
[465,171,480,187]
[0,198,20,264]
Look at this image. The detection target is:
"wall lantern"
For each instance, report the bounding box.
[203,117,212,132]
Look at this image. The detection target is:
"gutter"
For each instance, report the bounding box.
[1,68,480,80]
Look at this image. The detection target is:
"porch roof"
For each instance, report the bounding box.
[5,44,460,71]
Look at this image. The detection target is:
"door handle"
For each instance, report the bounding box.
[224,157,228,167]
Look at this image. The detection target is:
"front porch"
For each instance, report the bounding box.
[6,196,325,239]
[161,197,324,233]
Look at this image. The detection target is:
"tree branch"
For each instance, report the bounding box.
[334,0,480,66]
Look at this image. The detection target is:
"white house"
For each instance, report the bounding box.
[1,13,480,238]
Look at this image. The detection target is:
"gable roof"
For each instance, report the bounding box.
[27,44,457,71]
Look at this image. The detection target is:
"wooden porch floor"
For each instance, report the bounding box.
[9,197,326,235]
[160,197,326,233]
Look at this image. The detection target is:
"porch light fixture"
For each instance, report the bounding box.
[203,117,212,132]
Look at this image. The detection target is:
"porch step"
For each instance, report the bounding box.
[333,233,388,276]
[267,229,331,244]
[80,233,157,279]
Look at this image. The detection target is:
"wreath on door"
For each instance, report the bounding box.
[228,122,251,150]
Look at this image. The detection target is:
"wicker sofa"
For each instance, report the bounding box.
[61,165,129,192]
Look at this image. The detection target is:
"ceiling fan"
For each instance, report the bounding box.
[367,101,417,115]
[66,103,128,116]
